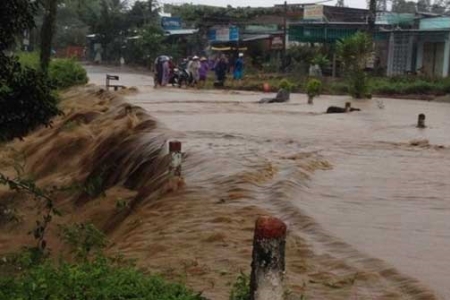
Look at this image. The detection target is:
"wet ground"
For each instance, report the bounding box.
[87,65,450,298]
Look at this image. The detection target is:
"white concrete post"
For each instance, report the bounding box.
[443,33,450,77]
[416,41,424,72]
[387,32,395,76]
[169,141,182,177]
[250,216,287,300]
[406,35,414,72]
[417,114,426,128]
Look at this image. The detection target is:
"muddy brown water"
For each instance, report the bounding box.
[88,66,450,298]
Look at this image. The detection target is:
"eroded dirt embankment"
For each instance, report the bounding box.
[0,87,439,300]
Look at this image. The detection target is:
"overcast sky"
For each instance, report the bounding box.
[158,0,368,9]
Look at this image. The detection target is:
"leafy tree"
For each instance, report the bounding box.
[431,0,446,13]
[88,0,129,61]
[127,0,160,28]
[336,0,345,7]
[0,0,61,142]
[391,0,417,13]
[0,0,38,78]
[0,0,38,53]
[337,32,373,99]
[53,1,91,48]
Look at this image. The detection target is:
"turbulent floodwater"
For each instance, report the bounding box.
[88,66,450,298]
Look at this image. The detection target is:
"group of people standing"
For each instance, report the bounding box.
[182,56,210,86]
[153,52,244,88]
[214,53,244,85]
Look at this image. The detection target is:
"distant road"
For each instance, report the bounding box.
[85,64,154,89]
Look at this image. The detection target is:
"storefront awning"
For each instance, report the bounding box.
[211,46,248,51]
[164,29,198,36]
[241,34,271,42]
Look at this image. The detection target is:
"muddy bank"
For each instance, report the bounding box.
[0,86,443,299]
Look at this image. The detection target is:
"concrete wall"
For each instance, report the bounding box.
[420,42,450,77]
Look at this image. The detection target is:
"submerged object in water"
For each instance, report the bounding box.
[326,102,361,114]
[259,89,290,104]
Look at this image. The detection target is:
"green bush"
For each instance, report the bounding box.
[441,78,450,93]
[349,71,371,98]
[337,32,373,99]
[18,53,88,89]
[402,80,438,94]
[306,78,322,98]
[278,78,295,92]
[229,272,250,300]
[311,53,329,70]
[371,77,446,95]
[371,79,402,94]
[49,58,88,89]
[328,81,348,94]
[0,256,204,300]
[17,52,40,69]
[0,60,61,141]
[59,223,107,260]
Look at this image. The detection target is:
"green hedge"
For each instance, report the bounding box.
[0,256,204,300]
[49,58,88,89]
[17,52,40,69]
[18,52,88,89]
[371,78,447,95]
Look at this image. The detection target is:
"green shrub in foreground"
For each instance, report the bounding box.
[49,58,88,89]
[0,256,204,300]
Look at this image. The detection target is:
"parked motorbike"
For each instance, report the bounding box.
[169,68,192,88]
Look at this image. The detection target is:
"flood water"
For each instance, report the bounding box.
[88,66,450,298]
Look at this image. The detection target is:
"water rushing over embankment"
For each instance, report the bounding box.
[0,79,448,299]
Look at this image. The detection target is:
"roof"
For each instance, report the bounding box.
[290,21,367,25]
[241,34,271,42]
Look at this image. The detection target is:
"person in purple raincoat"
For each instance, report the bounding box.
[199,57,209,87]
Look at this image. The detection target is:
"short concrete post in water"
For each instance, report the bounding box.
[345,102,351,112]
[417,113,426,128]
[250,216,287,300]
[169,141,182,176]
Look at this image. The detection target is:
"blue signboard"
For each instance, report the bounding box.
[208,26,239,42]
[161,17,182,30]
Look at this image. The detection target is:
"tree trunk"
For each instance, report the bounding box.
[40,0,58,73]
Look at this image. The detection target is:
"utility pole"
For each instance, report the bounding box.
[368,0,377,36]
[282,0,287,71]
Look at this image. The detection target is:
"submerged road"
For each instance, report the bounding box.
[88,65,450,298]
